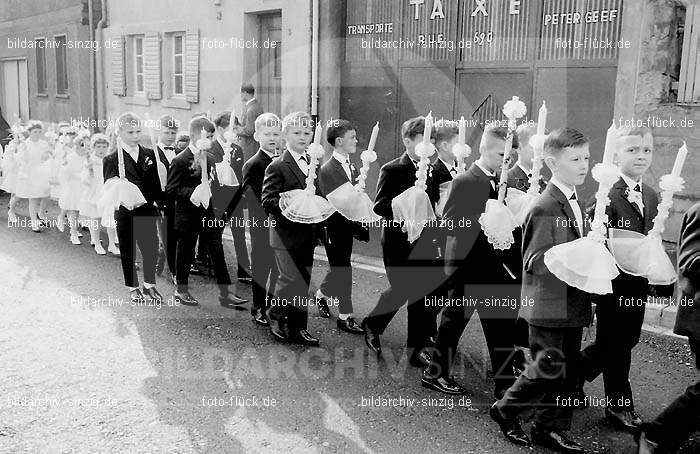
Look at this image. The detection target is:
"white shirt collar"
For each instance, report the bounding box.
[288,147,307,161]
[246,97,256,105]
[439,157,457,172]
[550,176,577,201]
[333,150,350,165]
[475,159,496,177]
[620,171,642,192]
[216,137,230,149]
[188,143,201,156]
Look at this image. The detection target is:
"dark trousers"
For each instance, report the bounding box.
[364,257,441,349]
[428,282,520,391]
[201,224,232,287]
[269,246,314,331]
[581,298,646,410]
[176,229,199,292]
[320,230,354,315]
[157,204,177,276]
[250,225,277,313]
[496,324,583,431]
[642,339,700,452]
[115,205,158,288]
[229,206,250,276]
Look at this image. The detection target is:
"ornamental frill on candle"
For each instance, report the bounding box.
[543,120,621,294]
[506,101,548,225]
[278,120,336,223]
[326,122,381,223]
[190,128,213,209]
[607,141,688,285]
[478,96,524,250]
[391,113,437,242]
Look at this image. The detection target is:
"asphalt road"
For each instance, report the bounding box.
[1,195,698,453]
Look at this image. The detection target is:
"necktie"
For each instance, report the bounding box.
[569,192,583,236]
[411,159,419,170]
[489,175,498,192]
[449,167,457,176]
[298,154,309,175]
[164,146,174,151]
[632,183,644,214]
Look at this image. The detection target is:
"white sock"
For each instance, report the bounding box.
[338,313,352,321]
[143,282,156,289]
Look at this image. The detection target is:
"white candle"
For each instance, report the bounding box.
[458,116,465,144]
[537,101,547,136]
[602,120,616,166]
[671,141,688,177]
[313,122,323,145]
[368,122,379,151]
[423,112,433,146]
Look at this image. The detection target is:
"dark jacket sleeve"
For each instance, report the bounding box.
[261,160,283,216]
[103,153,117,182]
[522,203,556,276]
[373,164,395,219]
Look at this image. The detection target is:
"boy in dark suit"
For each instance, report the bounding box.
[261,111,323,346]
[166,116,240,307]
[423,125,520,398]
[104,112,163,303]
[639,202,700,453]
[579,126,659,431]
[491,128,592,453]
[242,113,282,326]
[361,116,440,367]
[154,115,179,281]
[317,119,368,335]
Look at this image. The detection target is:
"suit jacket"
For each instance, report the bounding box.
[443,162,516,286]
[589,177,660,302]
[103,144,161,209]
[430,158,454,255]
[238,99,264,160]
[208,139,245,219]
[518,182,592,328]
[319,153,368,243]
[506,164,548,193]
[165,147,214,232]
[373,152,440,264]
[261,149,323,250]
[243,148,275,229]
[674,202,700,339]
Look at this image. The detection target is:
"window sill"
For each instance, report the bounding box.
[55,93,70,99]
[36,93,48,98]
[125,96,150,106]
[161,97,191,109]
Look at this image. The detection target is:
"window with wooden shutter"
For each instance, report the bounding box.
[678,2,700,103]
[144,32,161,99]
[112,34,126,96]
[184,29,200,103]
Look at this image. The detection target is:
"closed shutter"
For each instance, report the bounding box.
[111,34,126,96]
[184,29,200,103]
[144,32,161,99]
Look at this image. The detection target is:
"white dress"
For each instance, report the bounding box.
[1,141,18,193]
[78,156,104,218]
[14,139,51,199]
[58,151,85,211]
[50,143,68,199]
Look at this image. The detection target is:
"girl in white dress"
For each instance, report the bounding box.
[14,121,51,232]
[2,126,25,222]
[78,134,119,255]
[53,126,77,232]
[58,132,88,244]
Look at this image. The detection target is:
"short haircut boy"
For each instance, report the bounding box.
[241,83,255,95]
[26,120,43,131]
[516,123,537,149]
[117,112,142,131]
[188,116,215,136]
[326,119,356,147]
[432,120,459,143]
[159,115,179,130]
[615,125,652,138]
[544,128,589,157]
[214,112,232,129]
[255,113,282,131]
[282,112,313,133]
[401,116,426,140]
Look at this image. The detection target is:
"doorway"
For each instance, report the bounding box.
[0,59,29,123]
[259,13,282,117]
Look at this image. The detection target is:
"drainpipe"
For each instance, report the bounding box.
[88,0,96,129]
[95,0,108,128]
[310,0,319,118]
